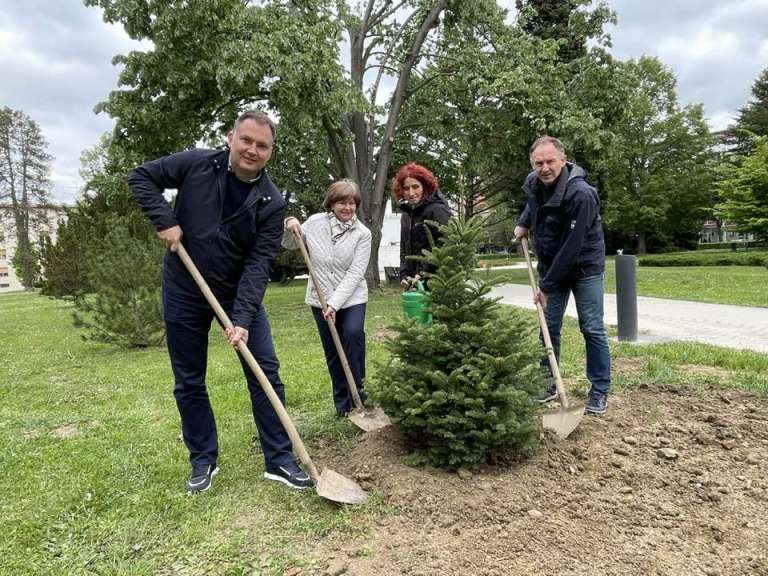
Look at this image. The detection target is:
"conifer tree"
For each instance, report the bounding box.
[72,221,165,348]
[373,217,545,469]
[0,107,52,288]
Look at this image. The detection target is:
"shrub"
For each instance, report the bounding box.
[372,217,545,469]
[696,241,767,251]
[72,221,165,348]
[638,251,768,267]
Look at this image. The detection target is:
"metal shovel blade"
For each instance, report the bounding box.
[316,467,369,505]
[542,404,585,440]
[348,406,391,432]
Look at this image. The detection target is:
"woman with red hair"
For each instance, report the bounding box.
[392,162,452,288]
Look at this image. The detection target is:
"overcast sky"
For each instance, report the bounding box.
[1,0,767,204]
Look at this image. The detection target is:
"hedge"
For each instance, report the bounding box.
[638,251,768,267]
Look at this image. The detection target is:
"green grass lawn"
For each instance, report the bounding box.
[3,284,767,574]
[479,259,768,307]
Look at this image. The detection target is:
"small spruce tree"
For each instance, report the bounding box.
[372,216,546,469]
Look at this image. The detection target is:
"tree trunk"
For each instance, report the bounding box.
[365,0,448,288]
[637,231,647,255]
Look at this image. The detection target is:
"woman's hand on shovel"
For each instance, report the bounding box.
[225,326,249,347]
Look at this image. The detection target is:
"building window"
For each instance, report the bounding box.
[0,248,6,258]
[0,283,9,288]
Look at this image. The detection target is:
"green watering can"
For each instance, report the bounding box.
[401,280,432,325]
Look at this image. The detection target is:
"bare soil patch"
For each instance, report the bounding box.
[51,423,80,439]
[612,357,648,377]
[299,385,768,576]
[371,328,399,342]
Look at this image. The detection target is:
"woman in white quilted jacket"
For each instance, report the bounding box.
[284,180,371,418]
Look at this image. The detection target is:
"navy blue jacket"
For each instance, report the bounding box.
[399,190,452,281]
[128,148,285,328]
[517,163,605,294]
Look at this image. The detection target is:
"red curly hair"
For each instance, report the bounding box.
[391,162,439,200]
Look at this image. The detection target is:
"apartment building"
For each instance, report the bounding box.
[0,205,68,293]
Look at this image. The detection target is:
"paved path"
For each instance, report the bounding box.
[490,283,768,354]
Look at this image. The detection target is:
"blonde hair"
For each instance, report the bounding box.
[323,179,361,211]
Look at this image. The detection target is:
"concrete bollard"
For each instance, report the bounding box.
[615,250,638,341]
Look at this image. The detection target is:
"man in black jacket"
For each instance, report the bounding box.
[514,136,611,415]
[129,111,312,493]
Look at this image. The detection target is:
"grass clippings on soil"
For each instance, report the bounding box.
[293,385,768,576]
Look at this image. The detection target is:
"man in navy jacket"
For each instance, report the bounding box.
[514,136,611,415]
[129,111,312,493]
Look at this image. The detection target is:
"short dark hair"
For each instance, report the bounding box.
[323,179,361,211]
[234,110,277,140]
[529,136,566,160]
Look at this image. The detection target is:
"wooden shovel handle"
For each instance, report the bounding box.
[521,237,570,409]
[291,227,365,410]
[175,243,320,480]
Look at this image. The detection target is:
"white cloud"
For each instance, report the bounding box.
[657,29,740,62]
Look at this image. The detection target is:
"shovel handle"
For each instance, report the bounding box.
[521,237,570,410]
[291,227,365,410]
[175,243,320,481]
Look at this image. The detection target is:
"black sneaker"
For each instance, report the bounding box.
[585,391,608,415]
[536,383,558,403]
[264,461,314,490]
[186,463,219,494]
[336,407,350,419]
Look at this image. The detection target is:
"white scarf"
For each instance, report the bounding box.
[329,213,357,244]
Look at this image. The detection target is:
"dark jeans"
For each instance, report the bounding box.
[541,274,611,395]
[311,303,367,413]
[163,287,293,469]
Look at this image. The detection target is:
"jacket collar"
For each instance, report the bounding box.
[399,188,446,214]
[525,162,585,208]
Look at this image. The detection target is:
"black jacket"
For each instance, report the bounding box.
[399,190,452,281]
[517,163,605,294]
[128,148,285,327]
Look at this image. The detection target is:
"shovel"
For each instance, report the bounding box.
[290,227,391,432]
[521,237,584,439]
[175,242,368,505]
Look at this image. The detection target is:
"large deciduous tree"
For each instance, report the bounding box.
[600,57,714,254]
[87,0,463,285]
[0,107,52,288]
[715,137,768,243]
[394,0,620,241]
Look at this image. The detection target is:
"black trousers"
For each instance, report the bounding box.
[164,287,293,469]
[311,303,367,413]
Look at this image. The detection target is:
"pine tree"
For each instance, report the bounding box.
[42,134,166,347]
[715,137,768,243]
[372,217,546,469]
[72,220,165,348]
[0,107,52,288]
[737,68,768,140]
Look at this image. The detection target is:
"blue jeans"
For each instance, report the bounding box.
[541,274,611,395]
